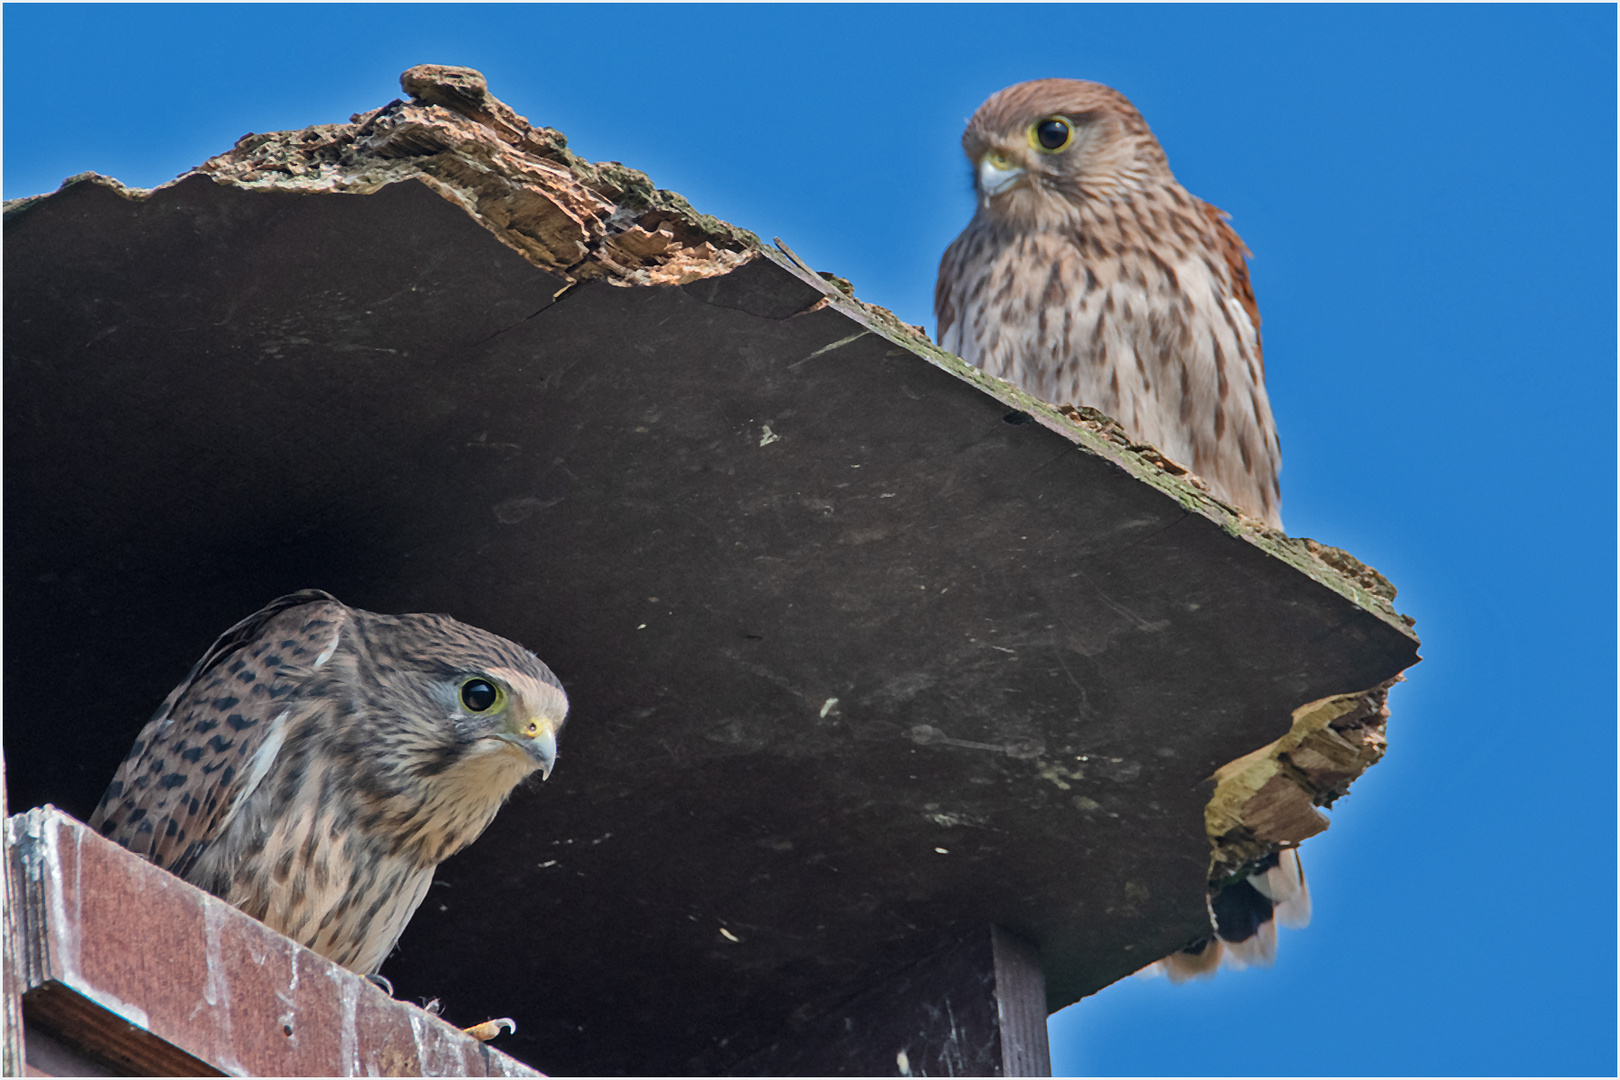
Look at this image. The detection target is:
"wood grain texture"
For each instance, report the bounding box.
[8,807,537,1077]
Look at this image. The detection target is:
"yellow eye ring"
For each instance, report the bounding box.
[460,677,506,714]
[1029,115,1075,153]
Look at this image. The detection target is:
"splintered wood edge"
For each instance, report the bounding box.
[1203,679,1397,878]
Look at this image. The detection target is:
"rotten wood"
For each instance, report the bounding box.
[1205,681,1399,878]
[185,63,761,290]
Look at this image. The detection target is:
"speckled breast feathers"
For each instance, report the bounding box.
[936,78,1282,527]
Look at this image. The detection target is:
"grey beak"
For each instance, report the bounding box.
[528,723,558,780]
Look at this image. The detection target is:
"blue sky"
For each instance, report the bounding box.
[5,4,1614,1075]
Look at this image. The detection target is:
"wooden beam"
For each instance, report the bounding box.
[7,806,537,1077]
[3,750,23,1077]
[730,925,1051,1076]
[23,983,220,1076]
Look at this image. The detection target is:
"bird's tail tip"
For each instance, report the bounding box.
[1153,847,1311,981]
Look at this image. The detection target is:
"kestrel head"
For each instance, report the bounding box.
[342,610,570,791]
[962,78,1174,229]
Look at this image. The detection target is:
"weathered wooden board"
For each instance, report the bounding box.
[9,807,535,1077]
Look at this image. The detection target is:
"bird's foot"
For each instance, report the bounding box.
[365,973,394,997]
[463,1017,516,1042]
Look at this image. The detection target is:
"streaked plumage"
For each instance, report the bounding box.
[89,589,567,976]
[938,79,1304,974]
[936,78,1282,528]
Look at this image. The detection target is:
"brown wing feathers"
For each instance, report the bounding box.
[89,590,347,878]
[1199,201,1264,369]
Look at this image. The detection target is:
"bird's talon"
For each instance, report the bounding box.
[366,973,394,997]
[464,1017,516,1041]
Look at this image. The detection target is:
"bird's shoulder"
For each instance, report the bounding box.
[1078,189,1264,363]
[88,590,352,877]
[1193,199,1261,347]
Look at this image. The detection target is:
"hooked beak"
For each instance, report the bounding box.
[502,717,559,780]
[977,150,1025,198]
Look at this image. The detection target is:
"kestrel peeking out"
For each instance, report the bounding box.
[89,589,567,980]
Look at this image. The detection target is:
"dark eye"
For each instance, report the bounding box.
[461,678,500,712]
[1033,117,1073,152]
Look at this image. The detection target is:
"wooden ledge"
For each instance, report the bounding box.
[7,806,538,1077]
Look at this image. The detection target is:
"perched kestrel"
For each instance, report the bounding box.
[936,79,1305,974]
[936,78,1283,528]
[89,590,567,978]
